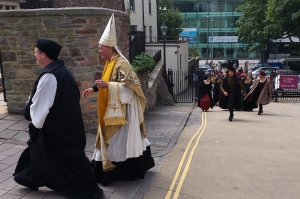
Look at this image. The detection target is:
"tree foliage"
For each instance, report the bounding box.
[157,0,183,39]
[157,0,173,10]
[189,45,200,58]
[131,52,156,73]
[236,0,300,51]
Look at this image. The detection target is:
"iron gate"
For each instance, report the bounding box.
[168,70,200,103]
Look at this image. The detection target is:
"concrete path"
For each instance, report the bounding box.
[0,92,193,199]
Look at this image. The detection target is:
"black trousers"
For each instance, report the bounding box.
[259,104,263,113]
[229,109,234,118]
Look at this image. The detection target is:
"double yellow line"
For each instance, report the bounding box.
[165,111,207,199]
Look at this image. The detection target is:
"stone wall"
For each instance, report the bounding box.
[139,60,174,113]
[0,8,129,134]
[53,0,124,11]
[20,0,124,11]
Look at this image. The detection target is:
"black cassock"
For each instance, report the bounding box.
[14,60,102,199]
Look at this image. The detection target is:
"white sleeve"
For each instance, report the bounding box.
[30,73,57,129]
[119,84,134,104]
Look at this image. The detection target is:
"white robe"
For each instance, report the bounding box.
[92,84,150,162]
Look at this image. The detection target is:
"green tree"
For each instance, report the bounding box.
[236,0,300,52]
[236,0,270,52]
[131,52,156,73]
[265,0,300,46]
[189,45,200,58]
[157,0,183,40]
[157,0,173,9]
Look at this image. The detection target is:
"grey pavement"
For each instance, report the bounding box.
[0,91,193,199]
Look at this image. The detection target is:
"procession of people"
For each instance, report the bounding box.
[197,64,274,121]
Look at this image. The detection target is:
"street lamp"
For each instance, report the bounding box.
[206,15,210,63]
[160,23,168,79]
[211,19,214,61]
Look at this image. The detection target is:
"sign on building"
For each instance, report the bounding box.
[209,36,238,43]
[180,28,197,44]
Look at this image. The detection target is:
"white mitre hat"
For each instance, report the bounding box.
[99,13,130,65]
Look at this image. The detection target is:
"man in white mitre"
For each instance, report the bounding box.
[82,13,155,186]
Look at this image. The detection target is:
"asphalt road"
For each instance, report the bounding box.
[144,102,300,199]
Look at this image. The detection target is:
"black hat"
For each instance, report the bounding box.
[226,65,235,72]
[36,39,62,60]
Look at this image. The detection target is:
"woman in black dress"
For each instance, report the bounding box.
[197,74,213,111]
[242,74,255,111]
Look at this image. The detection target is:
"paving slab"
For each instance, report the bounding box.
[7,185,31,196]
[0,130,20,139]
[1,115,24,121]
[0,177,19,191]
[0,121,19,133]
[0,172,11,184]
[0,156,19,165]
[0,144,15,153]
[8,120,30,131]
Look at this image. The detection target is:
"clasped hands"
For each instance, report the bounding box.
[95,80,108,88]
[223,91,247,97]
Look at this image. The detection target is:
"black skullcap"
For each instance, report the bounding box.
[205,74,210,80]
[226,65,235,72]
[36,39,62,60]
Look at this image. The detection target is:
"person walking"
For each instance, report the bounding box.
[197,74,213,112]
[219,66,247,121]
[242,74,255,111]
[244,70,273,115]
[81,13,155,186]
[213,77,221,106]
[14,39,103,198]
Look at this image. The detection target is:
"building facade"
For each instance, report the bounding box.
[124,0,158,42]
[174,0,261,60]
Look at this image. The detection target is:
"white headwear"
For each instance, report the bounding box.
[99,13,130,65]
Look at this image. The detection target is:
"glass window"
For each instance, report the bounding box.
[130,25,137,31]
[130,0,135,11]
[149,26,152,42]
[149,0,151,14]
[5,5,9,10]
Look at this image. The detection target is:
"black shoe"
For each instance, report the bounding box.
[258,112,262,115]
[229,117,233,121]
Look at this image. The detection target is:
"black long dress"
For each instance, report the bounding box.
[213,81,221,105]
[219,76,244,111]
[14,60,102,199]
[197,81,213,111]
[242,80,255,111]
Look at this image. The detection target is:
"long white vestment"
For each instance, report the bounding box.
[92,84,150,162]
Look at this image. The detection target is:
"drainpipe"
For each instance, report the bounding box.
[142,0,145,32]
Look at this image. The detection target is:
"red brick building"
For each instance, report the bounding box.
[20,0,124,11]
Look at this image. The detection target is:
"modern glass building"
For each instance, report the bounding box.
[174,0,261,60]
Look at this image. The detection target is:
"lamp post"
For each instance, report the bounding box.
[211,19,214,61]
[160,23,168,79]
[206,15,209,63]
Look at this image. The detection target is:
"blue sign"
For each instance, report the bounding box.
[180,28,197,44]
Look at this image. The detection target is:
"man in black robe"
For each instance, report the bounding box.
[13,39,103,199]
[219,66,247,121]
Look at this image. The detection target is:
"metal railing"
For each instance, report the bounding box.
[152,50,161,66]
[169,70,197,103]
